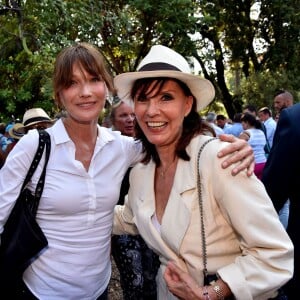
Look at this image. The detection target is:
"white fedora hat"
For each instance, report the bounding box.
[114,45,215,111]
[20,108,54,130]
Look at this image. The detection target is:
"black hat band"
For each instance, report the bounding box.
[24,117,51,126]
[139,62,181,72]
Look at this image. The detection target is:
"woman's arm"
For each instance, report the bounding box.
[113,197,139,236]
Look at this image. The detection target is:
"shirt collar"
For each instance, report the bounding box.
[50,118,116,146]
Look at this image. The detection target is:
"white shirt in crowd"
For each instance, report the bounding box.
[263,117,277,148]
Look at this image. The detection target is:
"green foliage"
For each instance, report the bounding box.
[97,0,196,73]
[0,0,105,121]
[240,69,299,111]
[0,0,299,122]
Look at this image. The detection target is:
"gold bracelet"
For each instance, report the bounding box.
[210,281,225,300]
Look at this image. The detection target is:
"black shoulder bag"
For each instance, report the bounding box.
[0,130,51,291]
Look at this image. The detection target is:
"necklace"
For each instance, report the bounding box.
[158,158,178,179]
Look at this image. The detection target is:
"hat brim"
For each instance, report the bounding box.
[18,120,54,133]
[8,123,25,140]
[23,119,54,128]
[114,70,215,111]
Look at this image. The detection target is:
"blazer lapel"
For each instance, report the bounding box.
[134,150,197,255]
[160,158,196,253]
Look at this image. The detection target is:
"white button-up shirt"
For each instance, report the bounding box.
[0,119,142,299]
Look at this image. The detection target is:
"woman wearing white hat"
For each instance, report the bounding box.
[0,43,254,299]
[113,45,293,299]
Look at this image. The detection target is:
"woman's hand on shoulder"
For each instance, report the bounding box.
[217,134,254,177]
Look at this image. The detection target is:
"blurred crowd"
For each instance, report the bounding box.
[0,108,54,169]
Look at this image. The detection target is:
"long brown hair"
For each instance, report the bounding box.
[132,77,214,165]
[53,42,114,108]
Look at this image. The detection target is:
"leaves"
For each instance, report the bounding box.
[0,0,299,122]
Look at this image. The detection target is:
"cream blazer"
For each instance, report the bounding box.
[113,135,293,300]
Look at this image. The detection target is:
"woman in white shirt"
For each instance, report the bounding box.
[0,43,142,299]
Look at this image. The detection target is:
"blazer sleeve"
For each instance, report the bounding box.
[262,106,300,212]
[113,196,139,236]
[204,140,294,299]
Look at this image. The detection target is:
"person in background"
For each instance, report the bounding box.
[4,123,15,148]
[0,123,8,168]
[0,123,8,151]
[258,107,277,149]
[0,122,24,166]
[243,104,270,158]
[271,89,294,229]
[216,114,232,131]
[8,123,25,140]
[1,110,52,169]
[273,89,293,115]
[110,100,160,300]
[262,102,300,299]
[18,108,54,133]
[0,42,254,299]
[5,122,24,152]
[205,112,224,136]
[0,123,16,166]
[223,112,243,137]
[113,45,293,300]
[243,104,257,116]
[110,100,136,136]
[239,113,267,180]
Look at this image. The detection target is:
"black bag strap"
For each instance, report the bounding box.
[20,130,51,214]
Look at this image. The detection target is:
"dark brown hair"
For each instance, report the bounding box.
[131,77,214,165]
[241,112,263,130]
[53,42,114,108]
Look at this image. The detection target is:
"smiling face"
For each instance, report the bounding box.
[58,63,106,125]
[133,79,193,149]
[53,43,114,127]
